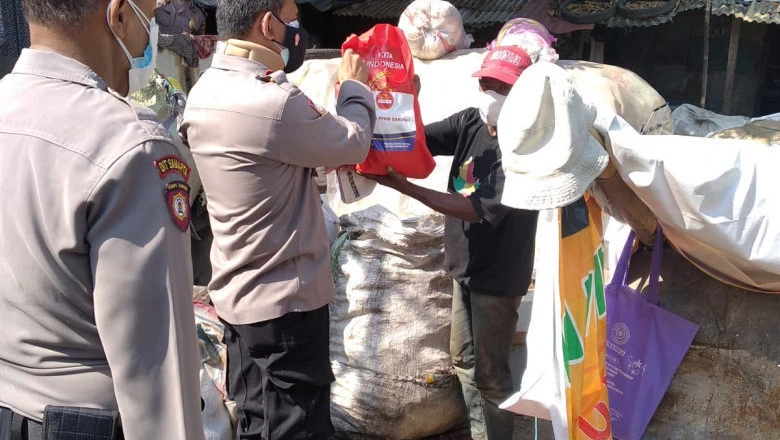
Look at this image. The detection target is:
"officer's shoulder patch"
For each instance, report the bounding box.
[165,181,191,232]
[307,98,327,117]
[154,155,191,182]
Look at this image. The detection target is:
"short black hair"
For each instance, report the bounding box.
[217,0,285,39]
[22,0,102,26]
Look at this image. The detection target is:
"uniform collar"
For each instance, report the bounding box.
[12,49,108,91]
[212,39,285,74]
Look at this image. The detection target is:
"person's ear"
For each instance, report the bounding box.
[107,0,130,40]
[258,11,276,42]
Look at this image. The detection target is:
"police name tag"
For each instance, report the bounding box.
[336,167,376,204]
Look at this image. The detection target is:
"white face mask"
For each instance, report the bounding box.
[107,0,159,96]
[477,90,507,127]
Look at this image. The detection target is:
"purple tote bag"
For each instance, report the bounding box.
[605,226,699,440]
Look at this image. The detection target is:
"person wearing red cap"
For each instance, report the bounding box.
[362,45,537,440]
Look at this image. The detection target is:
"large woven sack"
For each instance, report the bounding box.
[398,0,471,60]
[330,206,467,438]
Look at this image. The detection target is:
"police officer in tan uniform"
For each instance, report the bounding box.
[0,1,205,439]
[180,0,375,438]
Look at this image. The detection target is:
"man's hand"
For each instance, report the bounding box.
[359,167,408,192]
[360,166,481,223]
[339,49,370,85]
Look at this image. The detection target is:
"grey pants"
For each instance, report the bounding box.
[451,280,522,440]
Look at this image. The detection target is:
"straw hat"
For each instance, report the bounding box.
[498,61,609,210]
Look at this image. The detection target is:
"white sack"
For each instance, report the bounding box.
[398,0,472,60]
[597,114,780,293]
[330,206,467,438]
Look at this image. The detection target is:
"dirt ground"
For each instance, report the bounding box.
[332,416,555,440]
[428,416,555,440]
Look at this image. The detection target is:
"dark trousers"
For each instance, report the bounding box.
[450,281,522,440]
[0,407,42,440]
[222,305,335,440]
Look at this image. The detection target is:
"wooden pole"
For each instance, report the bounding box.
[701,0,711,108]
[723,17,743,115]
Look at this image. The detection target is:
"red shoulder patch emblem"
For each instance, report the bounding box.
[155,155,191,182]
[307,98,327,117]
[165,181,191,232]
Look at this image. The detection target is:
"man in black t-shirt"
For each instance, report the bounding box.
[362,46,537,440]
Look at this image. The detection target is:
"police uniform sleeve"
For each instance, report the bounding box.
[278,79,377,168]
[86,140,205,440]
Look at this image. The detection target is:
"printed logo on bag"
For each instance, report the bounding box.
[343,169,361,198]
[155,155,191,182]
[611,323,631,345]
[365,51,405,70]
[453,157,481,196]
[562,247,606,381]
[165,181,190,232]
[376,90,395,110]
[627,356,646,376]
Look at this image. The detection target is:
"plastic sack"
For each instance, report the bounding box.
[194,301,235,440]
[342,24,436,178]
[487,18,559,63]
[671,103,749,137]
[502,198,613,440]
[398,0,471,60]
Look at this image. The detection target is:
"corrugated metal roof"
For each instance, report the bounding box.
[331,0,780,30]
[333,0,531,29]
[711,0,780,24]
[333,0,409,19]
[603,0,705,28]
[296,0,364,12]
[602,0,780,28]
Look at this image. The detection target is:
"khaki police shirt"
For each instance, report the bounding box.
[181,40,376,324]
[0,49,205,440]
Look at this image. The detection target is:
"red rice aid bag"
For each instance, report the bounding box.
[341,24,435,178]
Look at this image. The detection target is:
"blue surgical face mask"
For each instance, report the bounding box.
[107,0,159,96]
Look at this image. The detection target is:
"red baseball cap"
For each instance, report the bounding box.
[472,46,533,86]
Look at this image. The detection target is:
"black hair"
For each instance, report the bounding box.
[22,0,102,26]
[216,0,284,39]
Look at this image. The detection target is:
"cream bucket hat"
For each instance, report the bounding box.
[498,61,609,210]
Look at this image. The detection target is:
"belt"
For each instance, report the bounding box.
[0,407,43,440]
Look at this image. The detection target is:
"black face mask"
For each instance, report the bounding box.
[273,14,309,73]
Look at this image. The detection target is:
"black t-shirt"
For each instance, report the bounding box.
[425,108,538,296]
